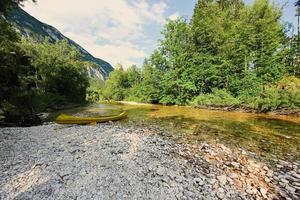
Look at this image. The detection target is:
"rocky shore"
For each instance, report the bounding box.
[0,123,299,199]
[194,105,300,117]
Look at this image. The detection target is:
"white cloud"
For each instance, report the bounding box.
[169,12,180,21]
[23,0,168,67]
[65,31,146,67]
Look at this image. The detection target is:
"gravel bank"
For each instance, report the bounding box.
[0,123,299,199]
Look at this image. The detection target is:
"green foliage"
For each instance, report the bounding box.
[102,67,126,101]
[86,78,105,102]
[135,61,162,103]
[251,76,300,111]
[0,19,36,115]
[230,73,264,103]
[30,91,68,111]
[193,89,240,107]
[21,39,89,103]
[96,0,299,112]
[0,18,89,121]
[101,64,142,101]
[7,7,113,79]
[252,87,282,111]
[126,65,141,86]
[76,0,299,111]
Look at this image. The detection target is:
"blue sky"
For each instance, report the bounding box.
[24,0,298,68]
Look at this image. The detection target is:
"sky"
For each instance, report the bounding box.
[23,0,298,68]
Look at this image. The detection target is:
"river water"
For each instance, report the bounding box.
[50,102,300,162]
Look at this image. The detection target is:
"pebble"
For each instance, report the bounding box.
[194,178,204,186]
[229,173,239,179]
[291,172,300,180]
[209,178,217,185]
[280,178,289,184]
[231,161,240,168]
[285,185,296,194]
[0,123,297,199]
[259,188,268,199]
[216,188,225,199]
[246,188,253,195]
[176,176,184,183]
[157,167,165,176]
[217,175,227,185]
[264,177,271,183]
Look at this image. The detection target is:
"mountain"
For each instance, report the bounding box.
[6,7,113,80]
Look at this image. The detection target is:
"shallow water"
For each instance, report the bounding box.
[51,102,300,162]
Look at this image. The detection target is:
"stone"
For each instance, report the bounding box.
[279,191,292,199]
[231,161,240,169]
[194,178,204,186]
[293,182,300,187]
[285,185,296,194]
[217,175,227,185]
[266,170,273,178]
[263,166,268,171]
[227,177,234,185]
[184,190,195,198]
[209,178,217,185]
[291,172,300,180]
[1,122,290,200]
[176,176,184,183]
[280,178,289,184]
[157,167,165,176]
[216,188,225,199]
[264,177,271,183]
[229,173,239,179]
[246,188,253,195]
[168,171,176,180]
[259,187,268,199]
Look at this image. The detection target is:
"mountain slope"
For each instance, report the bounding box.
[7,7,113,80]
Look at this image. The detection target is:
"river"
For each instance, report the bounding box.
[49,102,300,162]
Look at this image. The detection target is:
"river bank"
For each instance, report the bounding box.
[194,105,300,117]
[118,101,300,117]
[43,102,300,162]
[0,122,299,199]
[0,103,88,127]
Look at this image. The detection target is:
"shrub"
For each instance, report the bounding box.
[86,88,103,102]
[86,78,105,102]
[250,76,300,111]
[252,87,282,111]
[124,85,143,102]
[193,89,240,107]
[31,92,68,111]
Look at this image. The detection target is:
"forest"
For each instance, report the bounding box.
[93,0,300,112]
[1,0,300,126]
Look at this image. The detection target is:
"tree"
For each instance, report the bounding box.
[21,39,89,102]
[0,10,38,120]
[136,60,163,103]
[192,0,287,83]
[101,0,297,110]
[126,65,141,87]
[102,65,128,101]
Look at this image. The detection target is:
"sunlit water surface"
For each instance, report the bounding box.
[50,102,300,162]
